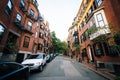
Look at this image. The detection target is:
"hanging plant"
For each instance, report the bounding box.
[87,27,98,35]
[114,30,120,46]
[4,42,19,54]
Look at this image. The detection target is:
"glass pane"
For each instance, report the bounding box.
[16,14,22,21]
[8,0,12,9]
[23,36,30,48]
[97,13,102,21]
[28,21,32,26]
[25,37,30,42]
[97,0,102,6]
[21,0,25,6]
[99,21,105,27]
[30,9,34,16]
[0,25,5,33]
[0,25,5,38]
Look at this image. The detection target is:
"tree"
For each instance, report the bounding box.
[50,31,58,53]
[50,31,68,54]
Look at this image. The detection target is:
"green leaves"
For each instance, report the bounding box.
[114,30,120,46]
[87,27,98,35]
[51,31,68,53]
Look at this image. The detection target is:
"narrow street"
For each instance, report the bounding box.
[29,55,108,80]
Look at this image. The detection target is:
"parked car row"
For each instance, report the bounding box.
[21,53,56,72]
[0,53,57,80]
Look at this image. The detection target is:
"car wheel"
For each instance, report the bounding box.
[39,65,43,72]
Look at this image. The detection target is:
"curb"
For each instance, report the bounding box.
[80,63,114,80]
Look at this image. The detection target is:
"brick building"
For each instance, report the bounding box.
[67,26,79,59]
[0,0,51,62]
[68,0,120,74]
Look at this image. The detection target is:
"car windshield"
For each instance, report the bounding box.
[27,54,43,59]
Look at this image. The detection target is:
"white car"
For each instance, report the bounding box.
[21,53,46,72]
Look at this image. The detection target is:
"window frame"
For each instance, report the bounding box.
[40,25,44,30]
[27,21,32,31]
[15,13,22,23]
[32,0,39,7]
[30,9,34,17]
[5,0,13,15]
[38,43,42,50]
[88,7,93,15]
[35,31,38,38]
[39,32,44,39]
[96,0,102,7]
[20,0,25,8]
[96,13,105,27]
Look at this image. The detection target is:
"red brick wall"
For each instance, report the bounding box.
[0,0,22,51]
[103,0,120,32]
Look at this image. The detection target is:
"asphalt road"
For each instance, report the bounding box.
[29,55,108,80]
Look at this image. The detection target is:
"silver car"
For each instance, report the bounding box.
[21,53,46,72]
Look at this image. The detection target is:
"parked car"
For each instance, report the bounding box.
[21,53,46,72]
[0,62,29,80]
[50,53,54,60]
[46,54,51,63]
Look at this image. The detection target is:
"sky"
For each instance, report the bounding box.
[37,0,82,41]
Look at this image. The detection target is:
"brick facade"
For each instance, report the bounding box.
[68,0,120,73]
[0,0,51,62]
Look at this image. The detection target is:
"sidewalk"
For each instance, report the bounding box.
[65,56,117,80]
[80,61,116,80]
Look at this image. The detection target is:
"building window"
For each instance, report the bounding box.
[15,13,22,22]
[28,21,32,31]
[23,36,30,48]
[85,30,89,39]
[96,13,105,27]
[93,43,104,57]
[45,33,48,37]
[35,31,38,38]
[40,25,44,30]
[82,48,88,57]
[81,35,83,43]
[0,24,5,41]
[88,17,96,28]
[93,1,97,10]
[96,0,102,6]
[20,0,25,8]
[5,0,13,15]
[32,0,39,7]
[38,43,42,50]
[30,9,34,17]
[79,25,82,30]
[39,32,44,39]
[88,7,93,15]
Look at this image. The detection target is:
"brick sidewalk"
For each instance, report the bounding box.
[80,61,116,80]
[66,56,116,80]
